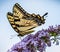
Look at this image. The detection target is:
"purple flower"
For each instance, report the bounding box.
[22,34,33,42]
[48,25,60,35]
[7,25,60,52]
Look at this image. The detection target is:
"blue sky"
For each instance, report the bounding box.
[0,0,60,52]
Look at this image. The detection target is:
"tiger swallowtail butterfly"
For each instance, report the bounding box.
[7,3,48,36]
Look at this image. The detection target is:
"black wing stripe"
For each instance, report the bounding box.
[15,3,26,14]
[13,3,29,16]
[14,17,20,21]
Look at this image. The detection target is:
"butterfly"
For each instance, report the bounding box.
[7,3,48,36]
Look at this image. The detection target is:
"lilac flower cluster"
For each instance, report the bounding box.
[48,25,60,36]
[7,25,60,52]
[47,25,60,45]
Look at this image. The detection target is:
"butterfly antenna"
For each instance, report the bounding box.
[42,12,48,17]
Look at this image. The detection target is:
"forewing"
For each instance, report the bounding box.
[13,3,27,19]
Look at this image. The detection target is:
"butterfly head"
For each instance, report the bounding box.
[32,12,48,26]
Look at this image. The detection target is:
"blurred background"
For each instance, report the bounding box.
[0,0,60,52]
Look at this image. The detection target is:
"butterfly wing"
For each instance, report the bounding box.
[7,3,47,36]
[7,12,20,33]
[13,3,28,19]
[7,4,34,36]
